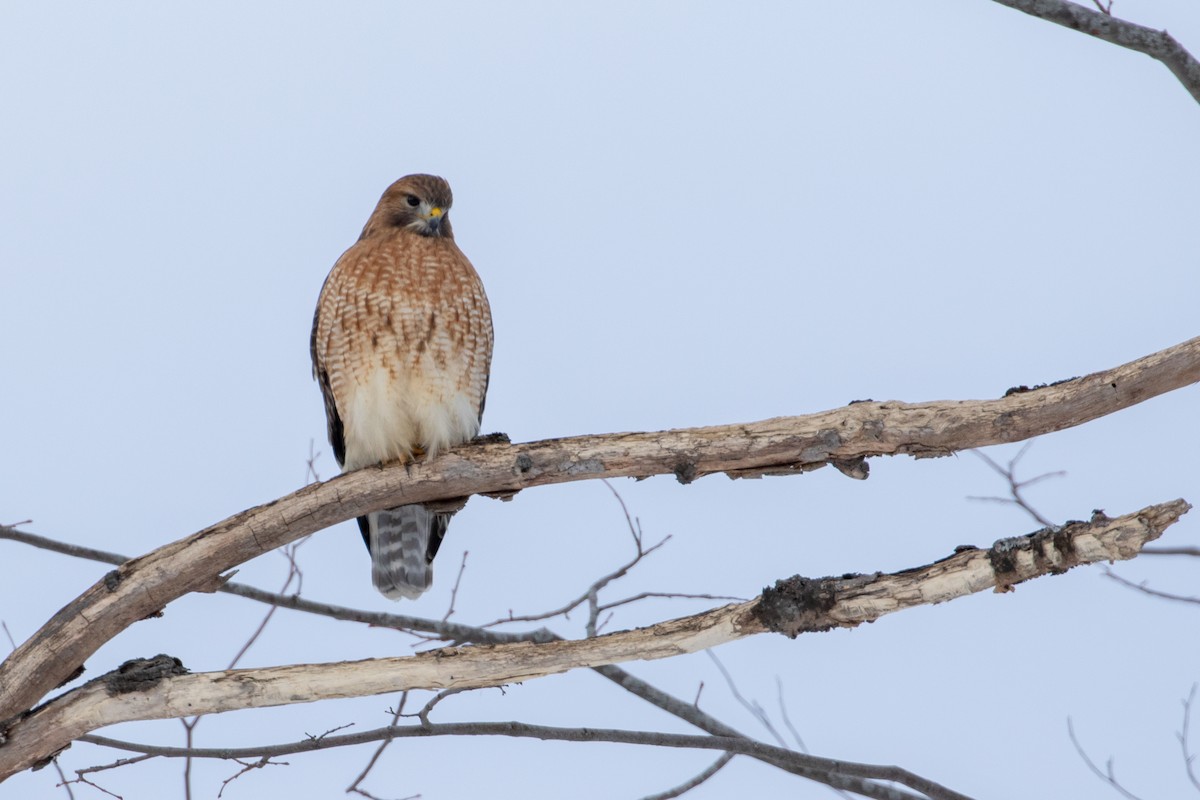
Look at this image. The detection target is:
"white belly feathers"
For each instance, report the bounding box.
[341,361,481,471]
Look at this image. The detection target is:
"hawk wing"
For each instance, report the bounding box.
[310,297,347,469]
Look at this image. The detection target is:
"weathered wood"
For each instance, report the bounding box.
[0,336,1196,744]
[990,0,1200,105]
[0,499,1185,780]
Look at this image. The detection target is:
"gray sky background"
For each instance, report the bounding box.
[2,2,1198,798]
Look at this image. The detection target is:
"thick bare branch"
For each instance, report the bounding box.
[0,500,1185,780]
[754,502,1189,637]
[990,0,1200,104]
[1,337,1195,728]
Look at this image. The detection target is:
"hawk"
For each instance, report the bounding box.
[311,174,493,599]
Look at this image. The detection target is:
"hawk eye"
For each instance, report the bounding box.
[405,195,421,208]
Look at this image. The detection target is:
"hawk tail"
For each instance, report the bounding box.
[363,505,448,600]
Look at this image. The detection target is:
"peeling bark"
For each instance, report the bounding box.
[0,338,1196,780]
[0,499,1187,780]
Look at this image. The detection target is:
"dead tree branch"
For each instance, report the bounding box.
[0,516,744,780]
[74,722,968,800]
[0,336,1195,731]
[0,499,1186,780]
[989,0,1200,104]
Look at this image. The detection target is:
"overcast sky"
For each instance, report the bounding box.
[2,2,1198,798]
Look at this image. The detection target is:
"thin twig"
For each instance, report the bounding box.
[0,526,133,571]
[1141,547,1200,557]
[707,650,787,749]
[305,723,356,742]
[218,756,284,798]
[1067,718,1146,800]
[52,758,76,800]
[638,753,735,800]
[422,487,675,640]
[602,478,644,550]
[968,443,1062,529]
[346,692,409,799]
[414,688,473,727]
[597,591,746,614]
[182,715,195,800]
[225,559,295,668]
[589,482,668,635]
[70,753,154,777]
[1179,685,1200,793]
[441,551,469,624]
[306,439,322,484]
[776,677,808,753]
[62,770,125,800]
[1103,569,1200,606]
[483,536,670,628]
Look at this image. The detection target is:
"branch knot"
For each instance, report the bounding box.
[753,574,874,638]
[103,655,188,696]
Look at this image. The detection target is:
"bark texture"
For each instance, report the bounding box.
[0,499,1187,779]
[0,337,1196,774]
[991,0,1200,104]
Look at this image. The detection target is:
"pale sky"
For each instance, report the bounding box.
[2,2,1199,798]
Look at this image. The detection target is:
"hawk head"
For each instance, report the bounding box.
[360,174,455,240]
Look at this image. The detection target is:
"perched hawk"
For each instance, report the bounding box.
[311,175,493,599]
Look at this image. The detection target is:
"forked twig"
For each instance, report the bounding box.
[1067,718,1147,800]
[707,651,787,749]
[968,442,1062,529]
[218,756,285,798]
